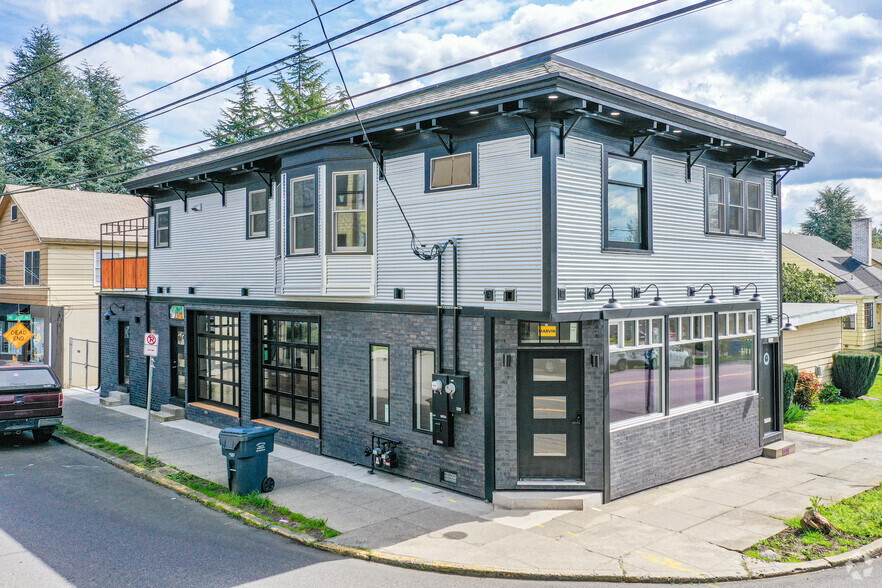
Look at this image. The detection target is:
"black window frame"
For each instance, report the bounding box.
[118,321,130,386]
[24,250,40,286]
[258,316,321,432]
[603,153,650,251]
[705,172,765,239]
[193,312,241,410]
[518,321,582,346]
[0,254,6,286]
[287,174,317,256]
[370,343,390,425]
[246,188,269,239]
[412,347,435,433]
[154,208,170,248]
[10,205,17,221]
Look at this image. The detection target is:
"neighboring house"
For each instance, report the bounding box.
[99,55,813,502]
[870,248,882,271]
[782,219,882,351]
[0,185,146,385]
[782,303,856,384]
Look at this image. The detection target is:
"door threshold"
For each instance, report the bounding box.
[517,479,586,486]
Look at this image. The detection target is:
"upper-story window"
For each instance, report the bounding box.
[24,250,40,286]
[333,171,367,252]
[289,175,316,255]
[430,153,471,189]
[154,209,170,248]
[605,155,648,250]
[247,189,268,239]
[707,174,764,238]
[0,254,6,285]
[10,205,18,221]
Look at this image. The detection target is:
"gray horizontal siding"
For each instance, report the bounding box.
[557,138,780,339]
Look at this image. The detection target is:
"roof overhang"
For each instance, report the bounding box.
[782,303,858,327]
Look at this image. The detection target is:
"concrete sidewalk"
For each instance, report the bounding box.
[61,389,882,581]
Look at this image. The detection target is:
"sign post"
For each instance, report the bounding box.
[143,332,159,461]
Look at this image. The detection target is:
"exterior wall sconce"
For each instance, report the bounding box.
[767,312,798,331]
[104,303,125,321]
[586,284,622,309]
[687,283,719,304]
[631,284,666,307]
[733,282,764,303]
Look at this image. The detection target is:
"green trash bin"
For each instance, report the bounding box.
[218,425,277,494]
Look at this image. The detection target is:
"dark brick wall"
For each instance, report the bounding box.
[609,395,761,499]
[494,319,605,490]
[99,296,155,407]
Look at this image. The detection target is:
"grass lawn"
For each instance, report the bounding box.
[866,367,882,400]
[785,398,882,441]
[746,484,882,562]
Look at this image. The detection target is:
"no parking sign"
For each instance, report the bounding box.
[143,333,159,357]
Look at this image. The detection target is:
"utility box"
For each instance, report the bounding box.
[432,415,454,447]
[218,425,277,494]
[432,373,449,415]
[432,372,470,414]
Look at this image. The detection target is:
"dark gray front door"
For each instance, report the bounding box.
[517,349,584,480]
[759,341,779,437]
[170,327,186,404]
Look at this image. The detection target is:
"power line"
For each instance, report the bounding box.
[125,0,358,105]
[0,0,185,92]
[0,0,436,170]
[1,0,730,200]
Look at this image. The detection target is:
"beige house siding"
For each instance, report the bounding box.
[783,318,843,384]
[840,296,879,350]
[0,199,50,306]
[782,247,838,279]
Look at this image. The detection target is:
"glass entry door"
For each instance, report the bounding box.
[170,326,186,404]
[517,349,584,479]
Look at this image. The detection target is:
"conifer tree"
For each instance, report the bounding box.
[202,75,267,147]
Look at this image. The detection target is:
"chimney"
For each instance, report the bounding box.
[852,217,872,266]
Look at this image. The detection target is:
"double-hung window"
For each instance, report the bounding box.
[0,254,6,286]
[609,317,663,424]
[605,156,648,249]
[333,172,367,252]
[707,174,764,237]
[289,176,316,254]
[154,209,170,248]
[865,302,875,330]
[248,189,268,238]
[718,311,756,397]
[24,250,40,286]
[668,314,714,410]
[413,349,434,432]
[370,344,390,424]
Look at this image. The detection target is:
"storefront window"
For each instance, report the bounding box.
[609,317,663,424]
[260,317,320,430]
[718,311,755,397]
[194,312,240,408]
[668,314,714,410]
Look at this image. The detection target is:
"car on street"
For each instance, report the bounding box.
[0,362,62,442]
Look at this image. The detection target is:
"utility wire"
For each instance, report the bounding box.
[1,0,730,201]
[0,0,436,170]
[0,0,185,91]
[125,0,358,105]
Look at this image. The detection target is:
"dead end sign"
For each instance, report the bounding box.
[4,322,33,349]
[143,333,159,357]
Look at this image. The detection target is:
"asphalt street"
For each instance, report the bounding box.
[0,435,876,588]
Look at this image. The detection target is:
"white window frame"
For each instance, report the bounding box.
[24,249,40,287]
[746,182,763,237]
[288,175,316,255]
[717,310,757,398]
[608,316,665,428]
[864,302,875,331]
[332,170,368,253]
[668,313,715,413]
[94,250,123,287]
[843,311,857,331]
[154,209,170,248]
[247,189,268,239]
[429,152,472,190]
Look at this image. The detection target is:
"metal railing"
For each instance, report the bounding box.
[100,216,149,291]
[68,337,98,388]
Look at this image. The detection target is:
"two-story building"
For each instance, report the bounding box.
[100,55,812,502]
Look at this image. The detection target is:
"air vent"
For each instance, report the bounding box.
[393,288,405,300]
[156,286,163,294]
[440,468,458,486]
[557,288,567,301]
[501,354,513,367]
[188,287,196,295]
[241,288,249,297]
[483,289,495,302]
[503,289,517,302]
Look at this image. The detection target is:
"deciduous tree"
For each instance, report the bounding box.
[801,184,866,250]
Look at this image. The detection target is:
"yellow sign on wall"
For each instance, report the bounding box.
[539,325,558,338]
[4,321,34,349]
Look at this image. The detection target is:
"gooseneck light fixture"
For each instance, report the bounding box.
[104,302,125,321]
[586,284,623,310]
[687,283,720,304]
[767,312,798,332]
[733,282,764,303]
[631,284,666,307]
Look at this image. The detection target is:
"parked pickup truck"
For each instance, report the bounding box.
[0,363,62,443]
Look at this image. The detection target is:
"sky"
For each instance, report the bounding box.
[0,0,879,231]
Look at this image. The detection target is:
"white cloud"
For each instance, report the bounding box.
[1,0,232,28]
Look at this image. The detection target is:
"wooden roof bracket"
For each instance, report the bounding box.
[170,187,188,213]
[433,131,454,155]
[559,109,588,155]
[255,171,273,192]
[772,163,802,195]
[629,122,666,157]
[685,147,708,182]
[208,181,226,207]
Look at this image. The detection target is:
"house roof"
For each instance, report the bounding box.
[125,54,813,191]
[782,303,856,327]
[781,232,882,297]
[873,248,882,265]
[2,185,147,244]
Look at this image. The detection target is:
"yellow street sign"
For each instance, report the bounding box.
[4,321,33,349]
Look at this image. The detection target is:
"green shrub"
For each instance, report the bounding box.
[795,371,822,409]
[783,363,798,410]
[819,382,843,404]
[784,403,806,424]
[833,352,882,399]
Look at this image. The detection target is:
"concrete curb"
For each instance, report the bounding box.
[53,431,882,583]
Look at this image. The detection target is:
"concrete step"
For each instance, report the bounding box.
[99,390,130,407]
[763,440,796,459]
[150,404,186,423]
[492,490,602,511]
